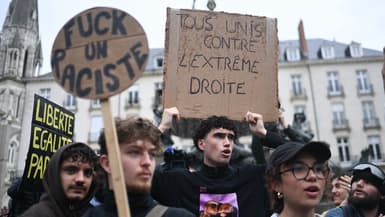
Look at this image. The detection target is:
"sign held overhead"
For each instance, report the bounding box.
[163,8,279,121]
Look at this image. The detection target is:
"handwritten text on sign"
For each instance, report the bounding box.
[51,7,149,99]
[163,8,278,120]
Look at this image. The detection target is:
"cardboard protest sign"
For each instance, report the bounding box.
[50,7,149,217]
[21,94,74,191]
[51,7,148,100]
[163,8,279,121]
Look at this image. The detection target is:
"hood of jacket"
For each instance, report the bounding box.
[42,142,97,216]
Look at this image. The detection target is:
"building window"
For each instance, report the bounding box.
[332,103,347,125]
[64,94,77,109]
[356,70,373,94]
[321,46,335,59]
[91,99,100,109]
[349,43,363,57]
[294,105,306,115]
[127,85,139,106]
[8,143,16,165]
[40,88,51,99]
[291,74,304,96]
[327,71,342,96]
[89,116,103,142]
[368,136,382,161]
[331,103,349,130]
[337,137,350,162]
[15,93,21,118]
[154,82,162,107]
[286,47,300,61]
[7,49,19,70]
[154,56,163,68]
[362,101,379,128]
[8,91,19,117]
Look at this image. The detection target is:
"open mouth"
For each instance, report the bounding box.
[304,186,320,197]
[222,149,231,157]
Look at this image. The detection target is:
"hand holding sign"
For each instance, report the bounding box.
[51,7,149,217]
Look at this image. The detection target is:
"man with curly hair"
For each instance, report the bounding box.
[152,107,285,217]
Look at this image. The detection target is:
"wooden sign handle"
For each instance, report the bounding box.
[101,98,131,217]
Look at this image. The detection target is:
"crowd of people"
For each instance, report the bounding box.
[4,107,385,217]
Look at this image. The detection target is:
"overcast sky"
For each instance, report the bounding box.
[0,0,384,74]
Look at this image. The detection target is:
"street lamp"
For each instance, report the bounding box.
[192,0,216,11]
[206,0,216,11]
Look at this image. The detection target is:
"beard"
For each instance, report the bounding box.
[126,182,151,193]
[348,191,381,210]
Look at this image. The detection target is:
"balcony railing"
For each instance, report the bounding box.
[125,99,140,109]
[290,88,307,101]
[363,117,381,130]
[357,84,374,96]
[327,85,345,98]
[332,119,350,131]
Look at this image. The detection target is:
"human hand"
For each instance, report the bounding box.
[339,175,352,191]
[278,111,288,129]
[245,111,267,137]
[159,107,180,133]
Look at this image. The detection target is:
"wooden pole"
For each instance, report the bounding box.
[101,98,131,217]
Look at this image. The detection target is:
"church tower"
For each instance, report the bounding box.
[0,0,42,206]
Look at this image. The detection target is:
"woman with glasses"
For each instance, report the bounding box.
[265,141,331,217]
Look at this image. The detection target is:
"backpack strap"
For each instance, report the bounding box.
[145,205,168,217]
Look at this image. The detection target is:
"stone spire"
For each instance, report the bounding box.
[0,0,42,78]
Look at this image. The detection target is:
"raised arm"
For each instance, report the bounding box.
[158,107,180,133]
[245,111,267,137]
[245,111,286,148]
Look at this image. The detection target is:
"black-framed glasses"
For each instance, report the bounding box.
[279,162,329,180]
[353,163,385,180]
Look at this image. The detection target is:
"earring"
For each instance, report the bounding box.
[277,192,283,199]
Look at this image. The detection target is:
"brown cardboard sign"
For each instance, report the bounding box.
[163,8,279,121]
[51,7,149,99]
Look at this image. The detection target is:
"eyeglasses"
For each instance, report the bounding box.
[353,163,385,180]
[279,162,329,180]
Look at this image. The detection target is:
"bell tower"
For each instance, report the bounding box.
[0,0,42,206]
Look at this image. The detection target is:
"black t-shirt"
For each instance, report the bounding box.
[152,163,268,217]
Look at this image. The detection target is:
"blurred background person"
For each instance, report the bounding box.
[331,173,352,207]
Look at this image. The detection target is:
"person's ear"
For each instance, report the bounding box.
[99,154,111,174]
[198,139,205,151]
[271,179,282,193]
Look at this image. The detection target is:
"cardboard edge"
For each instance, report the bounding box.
[163,8,180,108]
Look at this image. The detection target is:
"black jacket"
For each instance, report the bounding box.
[82,190,196,217]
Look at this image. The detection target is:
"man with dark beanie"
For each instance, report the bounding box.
[325,162,385,217]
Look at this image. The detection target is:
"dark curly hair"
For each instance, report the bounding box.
[61,142,98,167]
[99,117,163,155]
[193,116,237,151]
